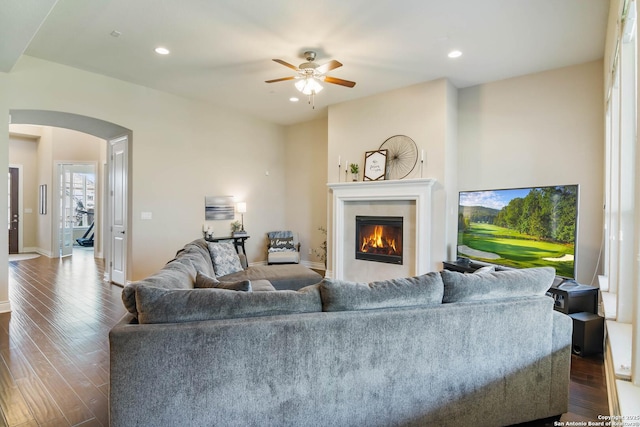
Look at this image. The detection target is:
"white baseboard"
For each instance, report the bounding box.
[36,247,54,258]
[248,260,268,267]
[0,300,12,313]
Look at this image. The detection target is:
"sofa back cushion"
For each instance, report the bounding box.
[319,272,444,312]
[194,271,252,291]
[134,284,322,324]
[122,259,194,316]
[176,242,216,278]
[441,267,556,303]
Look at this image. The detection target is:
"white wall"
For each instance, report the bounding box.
[2,55,287,285]
[284,117,328,269]
[458,60,604,284]
[327,78,457,273]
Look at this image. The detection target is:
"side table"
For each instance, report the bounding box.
[205,235,250,257]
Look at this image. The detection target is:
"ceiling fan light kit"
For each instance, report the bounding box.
[294,77,323,95]
[266,50,356,109]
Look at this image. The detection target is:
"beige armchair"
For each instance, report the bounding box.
[267,231,301,264]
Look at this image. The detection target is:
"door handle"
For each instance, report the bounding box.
[120,231,125,234]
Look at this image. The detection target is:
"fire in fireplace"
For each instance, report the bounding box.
[355,216,403,265]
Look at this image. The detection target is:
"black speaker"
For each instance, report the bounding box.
[569,312,604,356]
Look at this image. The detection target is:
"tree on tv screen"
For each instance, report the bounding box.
[493,186,577,243]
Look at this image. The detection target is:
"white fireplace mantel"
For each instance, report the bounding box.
[327,178,436,280]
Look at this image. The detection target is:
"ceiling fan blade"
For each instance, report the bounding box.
[272,59,299,71]
[315,60,343,74]
[324,76,356,88]
[265,76,296,83]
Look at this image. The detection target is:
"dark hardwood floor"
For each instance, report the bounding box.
[514,354,609,426]
[1,254,608,426]
[0,249,125,426]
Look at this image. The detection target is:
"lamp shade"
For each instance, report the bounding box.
[236,202,247,213]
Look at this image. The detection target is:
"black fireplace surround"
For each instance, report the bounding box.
[355,216,403,265]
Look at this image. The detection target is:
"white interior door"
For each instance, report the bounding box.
[109,136,128,285]
[59,164,73,257]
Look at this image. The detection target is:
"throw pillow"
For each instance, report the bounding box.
[134,284,322,324]
[441,267,556,303]
[269,237,295,252]
[207,242,244,277]
[195,271,252,292]
[319,272,444,312]
[267,231,296,252]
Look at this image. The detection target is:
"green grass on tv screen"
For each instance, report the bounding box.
[458,223,575,278]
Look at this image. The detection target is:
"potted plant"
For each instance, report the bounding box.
[349,163,359,181]
[230,220,242,234]
[313,226,328,269]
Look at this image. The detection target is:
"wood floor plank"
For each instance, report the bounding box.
[4,311,93,426]
[1,249,126,426]
[0,345,67,426]
[0,355,34,426]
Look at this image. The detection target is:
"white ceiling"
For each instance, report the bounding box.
[2,0,610,126]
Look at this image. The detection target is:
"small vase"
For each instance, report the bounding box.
[352,173,358,181]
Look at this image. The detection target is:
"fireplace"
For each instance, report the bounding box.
[355,216,403,265]
[328,178,435,281]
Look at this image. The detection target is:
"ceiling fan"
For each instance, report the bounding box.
[265,51,356,108]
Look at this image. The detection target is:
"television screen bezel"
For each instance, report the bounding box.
[456,184,579,279]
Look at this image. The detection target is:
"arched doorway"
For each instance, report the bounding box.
[9,109,132,285]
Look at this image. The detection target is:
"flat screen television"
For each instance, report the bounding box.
[457,185,579,279]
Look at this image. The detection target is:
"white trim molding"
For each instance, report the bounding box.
[0,300,11,313]
[328,178,436,280]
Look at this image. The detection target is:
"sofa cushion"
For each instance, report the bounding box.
[134,284,322,324]
[250,279,277,292]
[175,242,216,278]
[121,259,194,316]
[220,264,322,291]
[472,265,496,275]
[441,267,556,303]
[319,272,444,312]
[208,242,244,277]
[195,271,252,292]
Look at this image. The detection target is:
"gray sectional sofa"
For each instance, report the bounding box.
[110,240,572,427]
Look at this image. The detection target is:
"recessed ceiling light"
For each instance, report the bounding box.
[289,97,299,102]
[448,50,462,58]
[110,30,121,38]
[155,47,170,55]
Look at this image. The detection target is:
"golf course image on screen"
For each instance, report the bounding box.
[457,185,578,278]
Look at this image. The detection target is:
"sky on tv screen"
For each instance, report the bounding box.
[459,188,534,210]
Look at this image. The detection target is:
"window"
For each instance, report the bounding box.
[72,173,95,227]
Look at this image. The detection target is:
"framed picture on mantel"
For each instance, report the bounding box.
[363,149,387,181]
